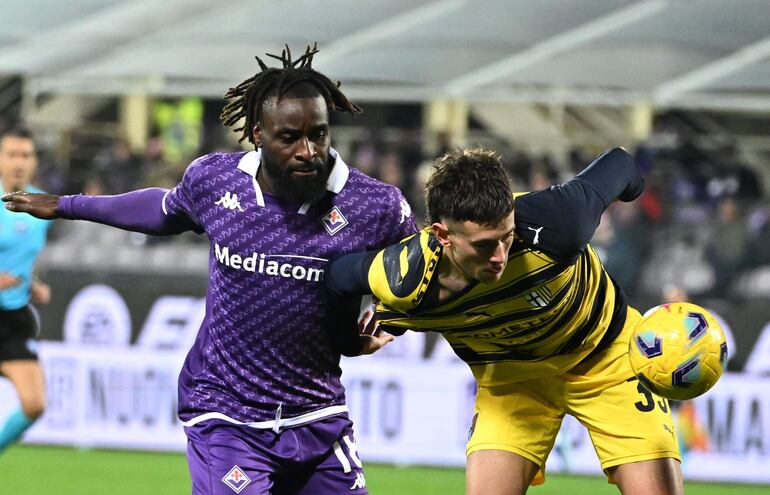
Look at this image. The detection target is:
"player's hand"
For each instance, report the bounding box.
[2,192,61,219]
[30,281,51,305]
[0,272,21,290]
[357,309,395,355]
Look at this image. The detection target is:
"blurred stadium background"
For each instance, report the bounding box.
[1,0,770,493]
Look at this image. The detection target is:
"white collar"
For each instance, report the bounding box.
[236,147,349,213]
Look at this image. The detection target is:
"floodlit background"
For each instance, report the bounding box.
[1,1,770,493]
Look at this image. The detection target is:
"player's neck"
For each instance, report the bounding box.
[437,252,473,301]
[256,169,275,197]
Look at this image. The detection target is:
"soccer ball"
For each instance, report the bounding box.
[628,302,727,401]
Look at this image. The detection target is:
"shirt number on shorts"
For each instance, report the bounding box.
[332,435,363,473]
[629,378,669,413]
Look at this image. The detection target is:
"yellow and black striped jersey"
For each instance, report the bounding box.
[369,228,626,385]
[326,148,643,384]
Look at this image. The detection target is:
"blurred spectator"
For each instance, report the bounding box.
[745,205,770,267]
[662,283,690,303]
[638,184,665,224]
[82,178,106,196]
[397,130,424,174]
[528,161,556,190]
[711,143,763,201]
[153,97,204,164]
[350,134,380,177]
[507,148,533,184]
[593,202,651,296]
[91,137,143,194]
[140,136,180,190]
[433,131,453,159]
[377,151,406,190]
[567,147,591,175]
[704,198,748,296]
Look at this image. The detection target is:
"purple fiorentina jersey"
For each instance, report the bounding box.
[163,148,416,425]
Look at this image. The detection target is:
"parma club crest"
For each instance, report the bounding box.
[320,206,349,236]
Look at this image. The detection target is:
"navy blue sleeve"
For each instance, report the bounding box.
[514,147,644,261]
[325,251,377,298]
[574,147,645,203]
[324,251,378,357]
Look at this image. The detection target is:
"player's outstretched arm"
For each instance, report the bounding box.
[2,192,60,219]
[6,188,200,235]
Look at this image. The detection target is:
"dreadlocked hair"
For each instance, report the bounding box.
[220,42,362,144]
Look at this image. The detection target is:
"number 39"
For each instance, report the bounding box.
[631,378,669,413]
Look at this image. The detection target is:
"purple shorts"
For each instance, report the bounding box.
[185,415,367,495]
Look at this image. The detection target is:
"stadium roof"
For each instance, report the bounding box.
[1,0,770,111]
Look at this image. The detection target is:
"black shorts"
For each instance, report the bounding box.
[0,305,40,362]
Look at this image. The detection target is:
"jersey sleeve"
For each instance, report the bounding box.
[162,156,207,232]
[57,188,201,235]
[367,229,441,313]
[323,229,441,355]
[376,186,419,247]
[514,147,644,261]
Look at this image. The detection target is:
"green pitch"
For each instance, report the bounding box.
[1,445,766,494]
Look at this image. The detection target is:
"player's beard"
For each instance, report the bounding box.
[261,149,331,204]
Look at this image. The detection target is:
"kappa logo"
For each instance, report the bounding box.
[321,206,349,235]
[215,191,244,211]
[222,465,251,493]
[399,198,412,224]
[350,472,366,490]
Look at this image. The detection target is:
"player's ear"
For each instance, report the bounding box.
[432,222,452,247]
[253,123,263,149]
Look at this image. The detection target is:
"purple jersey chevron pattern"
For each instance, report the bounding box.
[165,150,416,423]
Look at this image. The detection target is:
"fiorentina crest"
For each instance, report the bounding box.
[222,465,251,493]
[320,206,349,235]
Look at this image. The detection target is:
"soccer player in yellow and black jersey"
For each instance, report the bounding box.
[325,147,683,495]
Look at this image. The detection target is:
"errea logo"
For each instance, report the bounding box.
[215,191,244,211]
[222,465,251,493]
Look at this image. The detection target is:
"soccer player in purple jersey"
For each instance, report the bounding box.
[3,44,417,495]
